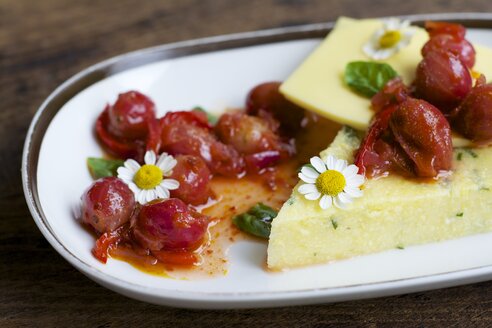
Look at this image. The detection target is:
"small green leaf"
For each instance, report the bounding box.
[464,148,478,158]
[457,152,463,161]
[331,218,338,230]
[396,245,405,250]
[344,61,399,97]
[87,157,124,179]
[232,203,278,239]
[456,212,464,217]
[193,106,219,125]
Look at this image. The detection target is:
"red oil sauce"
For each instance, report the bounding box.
[110,115,341,279]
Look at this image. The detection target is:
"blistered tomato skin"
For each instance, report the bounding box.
[390,98,453,177]
[81,177,136,234]
[452,83,492,144]
[108,91,157,139]
[132,198,209,252]
[414,50,472,113]
[423,22,475,68]
[170,155,213,205]
[215,111,294,156]
[246,82,305,135]
[160,111,245,177]
[96,92,161,162]
[371,77,409,112]
[354,105,398,177]
[422,34,476,69]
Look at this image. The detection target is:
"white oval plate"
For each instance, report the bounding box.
[23,13,492,309]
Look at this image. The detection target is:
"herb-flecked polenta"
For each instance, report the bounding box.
[267,127,492,269]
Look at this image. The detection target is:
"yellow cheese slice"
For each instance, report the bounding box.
[280,17,492,146]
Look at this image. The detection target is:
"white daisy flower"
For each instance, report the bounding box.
[117,150,179,205]
[298,155,364,210]
[362,18,416,60]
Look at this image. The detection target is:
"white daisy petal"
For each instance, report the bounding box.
[304,191,321,201]
[347,175,365,187]
[146,190,157,203]
[156,152,168,165]
[155,185,170,199]
[158,156,177,174]
[319,195,332,210]
[334,196,347,209]
[117,167,134,184]
[310,156,326,174]
[162,179,179,190]
[334,159,347,172]
[128,182,140,194]
[144,151,157,165]
[298,172,316,184]
[156,185,170,199]
[124,159,141,172]
[342,164,359,180]
[298,183,317,195]
[344,186,363,198]
[301,166,320,179]
[337,192,353,204]
[326,155,336,170]
[137,190,147,205]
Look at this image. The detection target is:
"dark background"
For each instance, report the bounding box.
[2,0,492,327]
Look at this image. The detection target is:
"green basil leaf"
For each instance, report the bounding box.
[193,106,219,125]
[87,157,124,179]
[344,61,398,97]
[232,203,278,239]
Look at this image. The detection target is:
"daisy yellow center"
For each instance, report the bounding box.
[133,164,163,190]
[379,30,401,48]
[315,170,346,197]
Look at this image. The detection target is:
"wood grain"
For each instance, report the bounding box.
[2,0,492,327]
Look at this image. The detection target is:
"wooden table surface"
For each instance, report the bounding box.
[2,0,492,326]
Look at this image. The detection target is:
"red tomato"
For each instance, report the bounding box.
[160,111,245,177]
[169,155,213,205]
[422,34,475,69]
[246,82,305,136]
[371,77,410,112]
[414,50,472,113]
[132,198,209,252]
[390,98,453,177]
[215,111,294,154]
[451,83,492,145]
[108,91,157,139]
[425,21,466,39]
[81,177,136,234]
[95,91,161,162]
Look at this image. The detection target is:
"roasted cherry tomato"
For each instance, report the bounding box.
[246,82,305,136]
[451,83,492,145]
[414,50,472,113]
[371,77,410,112]
[422,33,475,69]
[108,91,157,139]
[81,177,136,234]
[160,111,245,177]
[169,155,213,205]
[390,98,453,177]
[215,111,294,157]
[96,91,161,162]
[425,21,466,40]
[354,105,398,177]
[132,198,209,252]
[92,225,129,264]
